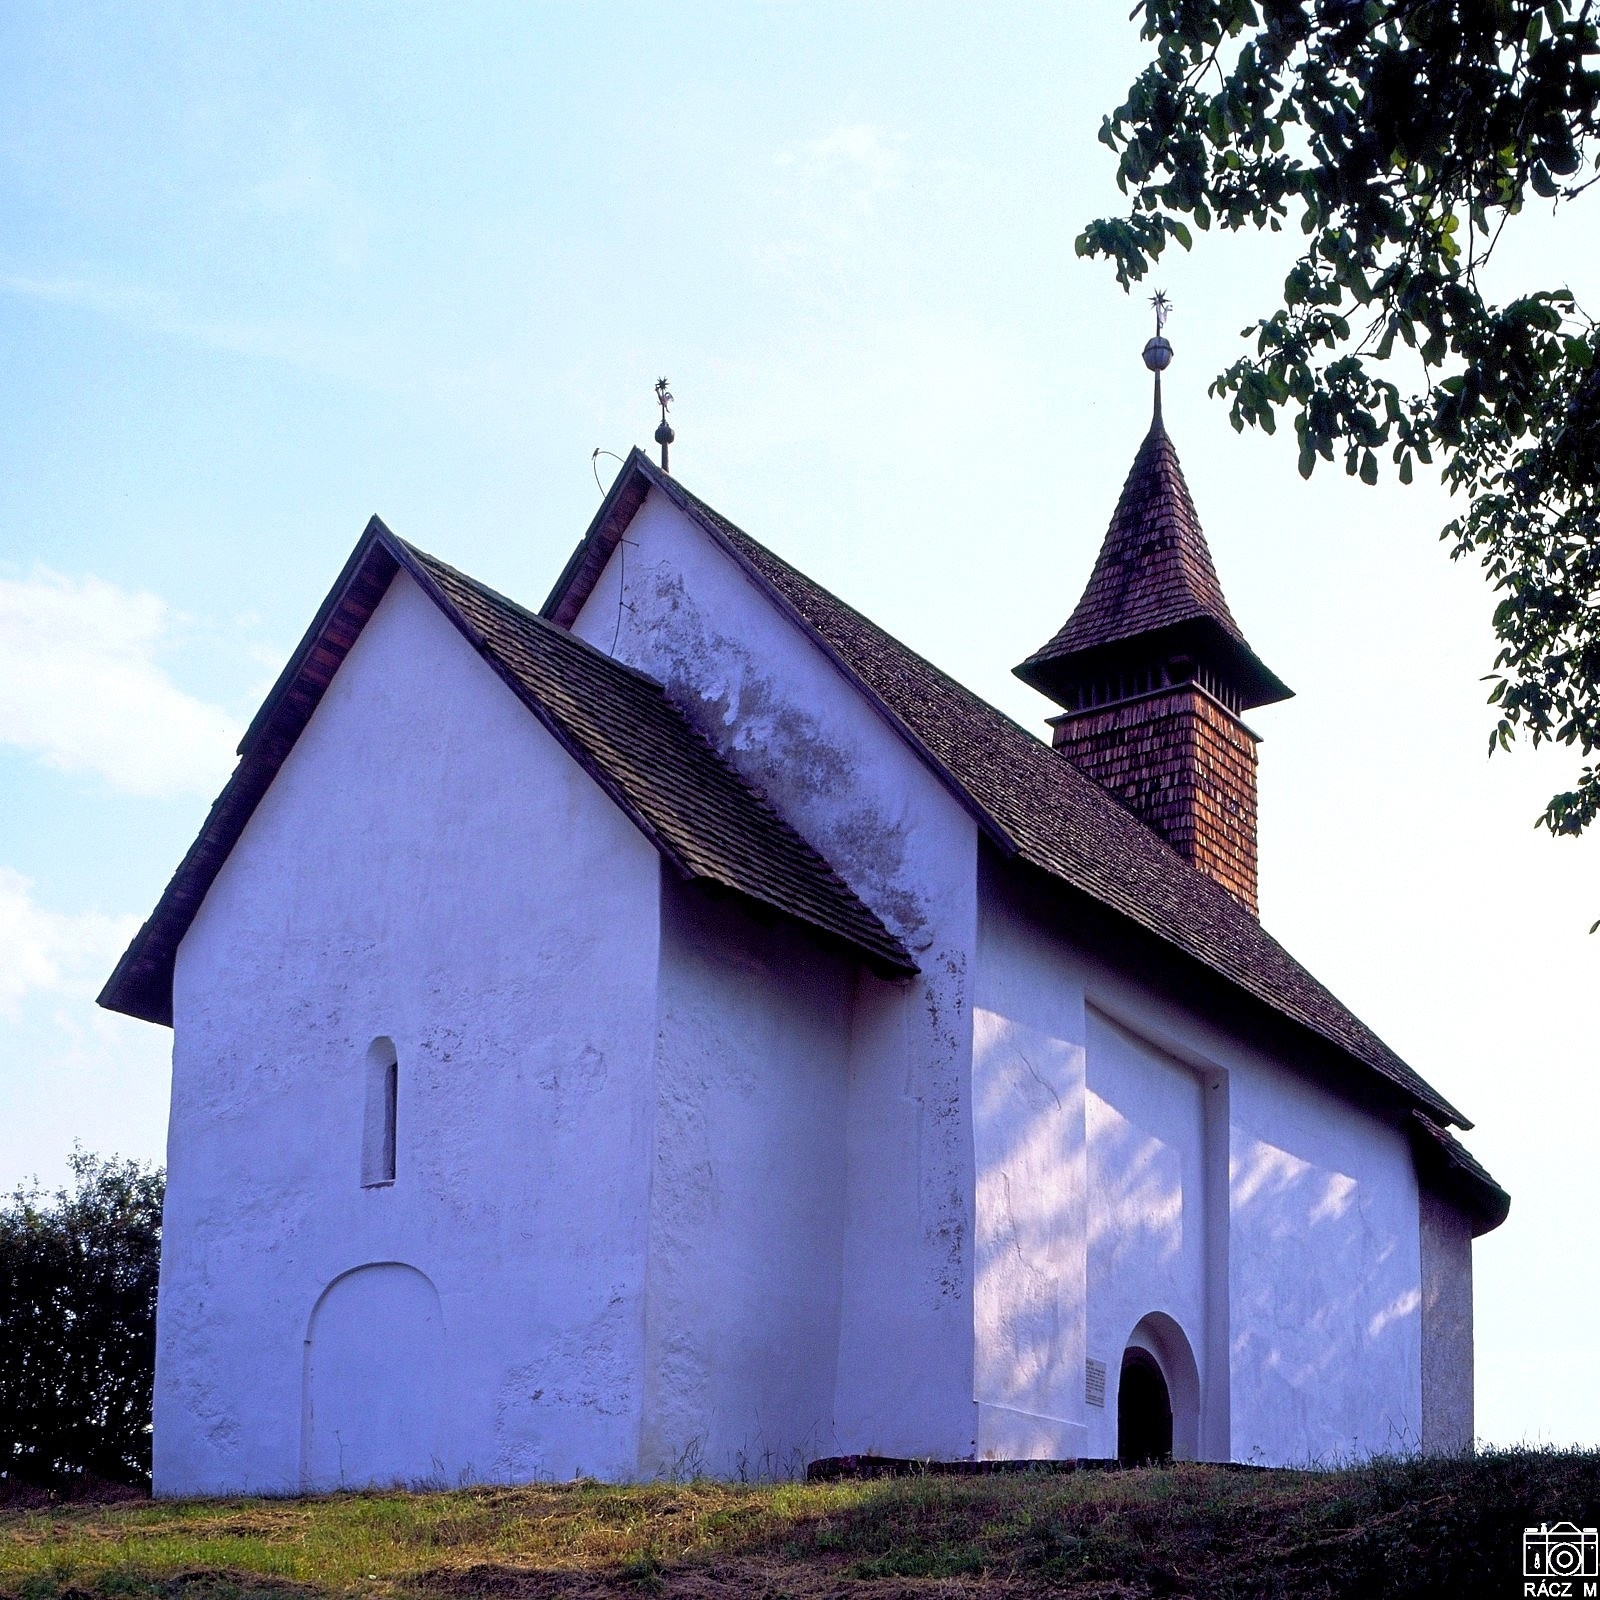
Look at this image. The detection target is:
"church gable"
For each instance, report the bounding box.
[154,567,670,1492]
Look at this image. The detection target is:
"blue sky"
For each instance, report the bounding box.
[2,2,1596,1448]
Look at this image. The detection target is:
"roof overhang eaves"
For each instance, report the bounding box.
[541,448,654,628]
[238,519,400,756]
[543,454,1020,859]
[1016,617,1294,712]
[96,759,267,1027]
[689,877,919,982]
[1409,1112,1510,1235]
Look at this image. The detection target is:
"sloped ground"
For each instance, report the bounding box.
[3,1450,1597,1599]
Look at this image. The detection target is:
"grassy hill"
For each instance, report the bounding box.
[3,1450,1599,1599]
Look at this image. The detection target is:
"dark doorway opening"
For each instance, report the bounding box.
[1117,1347,1173,1466]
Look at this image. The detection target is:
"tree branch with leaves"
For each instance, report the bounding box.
[1080,0,1600,845]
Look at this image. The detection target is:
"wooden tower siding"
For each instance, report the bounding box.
[1050,684,1262,917]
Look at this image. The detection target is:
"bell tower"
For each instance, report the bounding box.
[1014,310,1292,916]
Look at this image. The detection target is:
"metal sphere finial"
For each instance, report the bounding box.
[1142,337,1174,372]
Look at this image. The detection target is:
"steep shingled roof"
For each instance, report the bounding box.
[98,521,915,1026]
[1014,410,1292,712]
[544,450,1470,1131]
[1037,413,1240,653]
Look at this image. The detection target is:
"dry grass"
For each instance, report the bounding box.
[3,1449,1598,1598]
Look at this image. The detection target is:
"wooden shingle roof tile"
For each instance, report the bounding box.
[1014,413,1293,711]
[1028,415,1241,657]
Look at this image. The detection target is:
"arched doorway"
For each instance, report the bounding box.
[301,1262,445,1490]
[1118,1348,1172,1465]
[1116,1313,1201,1465]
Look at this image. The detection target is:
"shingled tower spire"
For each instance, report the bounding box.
[1015,311,1292,915]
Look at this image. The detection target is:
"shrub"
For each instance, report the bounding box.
[0,1150,163,1490]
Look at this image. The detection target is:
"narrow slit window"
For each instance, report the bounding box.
[362,1038,398,1186]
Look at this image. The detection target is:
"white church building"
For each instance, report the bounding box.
[103,360,1507,1495]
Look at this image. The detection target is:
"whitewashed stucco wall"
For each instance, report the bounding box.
[146,485,1462,1491]
[1228,1056,1423,1464]
[973,858,1427,1467]
[1418,1187,1474,1453]
[159,572,663,1495]
[971,878,1089,1460]
[641,874,854,1478]
[573,488,982,1459]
